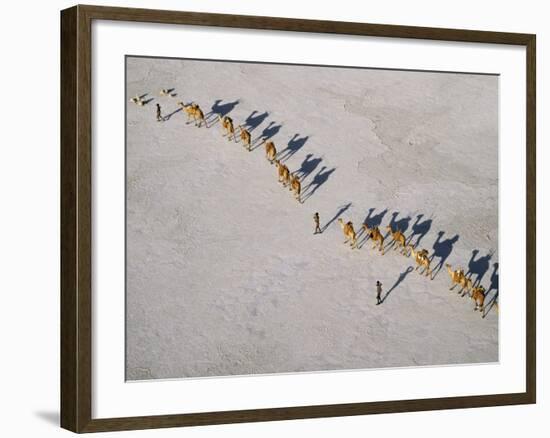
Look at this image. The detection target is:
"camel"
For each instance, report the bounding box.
[218,115,235,141]
[338,219,358,249]
[159,89,170,96]
[408,246,432,277]
[445,264,466,291]
[385,225,408,254]
[179,102,206,127]
[239,126,252,151]
[130,95,144,106]
[265,141,277,163]
[470,286,486,313]
[274,159,291,186]
[289,174,302,203]
[459,276,473,297]
[361,225,385,253]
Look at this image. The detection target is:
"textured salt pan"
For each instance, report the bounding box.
[125,57,498,380]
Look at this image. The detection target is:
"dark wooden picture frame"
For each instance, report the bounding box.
[61,4,536,433]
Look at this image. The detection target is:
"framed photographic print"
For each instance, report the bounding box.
[60,4,536,433]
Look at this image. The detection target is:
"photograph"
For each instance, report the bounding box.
[125,56,500,381]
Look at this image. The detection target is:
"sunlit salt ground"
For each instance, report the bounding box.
[125,56,498,380]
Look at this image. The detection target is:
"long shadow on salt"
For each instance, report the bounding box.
[300,166,336,203]
[429,231,460,278]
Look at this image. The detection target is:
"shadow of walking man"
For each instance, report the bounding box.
[382,266,414,303]
[322,202,352,233]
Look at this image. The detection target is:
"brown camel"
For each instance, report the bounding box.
[445,264,466,291]
[470,286,486,313]
[338,218,358,249]
[239,126,252,151]
[408,246,432,278]
[179,102,205,127]
[385,225,408,254]
[274,159,291,187]
[289,174,302,203]
[265,141,277,163]
[362,225,385,253]
[218,115,235,141]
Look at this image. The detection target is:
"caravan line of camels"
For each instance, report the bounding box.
[335,215,492,316]
[130,88,496,319]
[177,101,305,203]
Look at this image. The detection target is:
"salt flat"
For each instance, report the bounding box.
[125,56,498,380]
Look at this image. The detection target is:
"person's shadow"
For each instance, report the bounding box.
[294,154,322,182]
[244,110,269,132]
[429,231,459,278]
[301,166,336,202]
[382,266,414,303]
[407,214,433,249]
[466,249,494,287]
[162,106,182,121]
[322,202,352,232]
[277,134,309,162]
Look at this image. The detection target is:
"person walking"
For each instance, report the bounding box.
[313,212,322,234]
[156,103,163,122]
[376,280,383,305]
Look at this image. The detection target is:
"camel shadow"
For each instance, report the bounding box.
[482,262,499,318]
[251,121,283,150]
[388,212,412,234]
[278,134,310,163]
[382,266,414,303]
[383,212,412,251]
[293,153,323,183]
[301,166,336,203]
[205,99,240,125]
[244,110,269,132]
[142,98,154,105]
[322,202,352,233]
[358,207,388,247]
[429,231,460,278]
[466,249,495,287]
[407,214,433,249]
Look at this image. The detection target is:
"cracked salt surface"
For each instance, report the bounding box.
[125,57,498,380]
